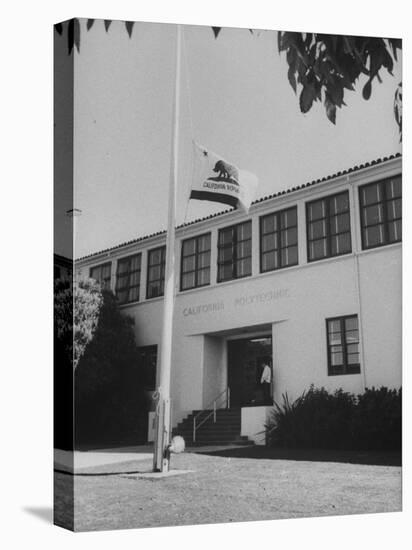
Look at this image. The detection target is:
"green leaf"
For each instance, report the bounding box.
[125,21,135,38]
[394,82,402,138]
[73,18,80,52]
[328,79,344,107]
[288,66,297,93]
[67,19,74,54]
[277,31,283,53]
[212,27,221,38]
[362,79,372,100]
[325,94,336,124]
[299,84,316,113]
[86,19,95,30]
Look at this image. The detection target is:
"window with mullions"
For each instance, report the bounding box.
[181,233,211,291]
[115,254,141,305]
[147,246,166,299]
[306,191,352,262]
[359,176,402,250]
[218,221,252,282]
[326,315,360,376]
[260,207,298,272]
[90,262,111,290]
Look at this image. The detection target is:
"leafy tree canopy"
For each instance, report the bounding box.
[54,277,103,370]
[55,20,402,137]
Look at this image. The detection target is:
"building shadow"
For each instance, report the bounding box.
[74,443,154,453]
[200,446,401,467]
[23,506,53,524]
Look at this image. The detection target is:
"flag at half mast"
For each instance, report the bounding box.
[190,143,258,213]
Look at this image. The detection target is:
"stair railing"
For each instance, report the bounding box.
[193,387,231,443]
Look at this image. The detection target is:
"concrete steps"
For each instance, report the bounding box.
[172,408,254,447]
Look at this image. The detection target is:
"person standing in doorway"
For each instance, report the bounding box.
[260,357,272,404]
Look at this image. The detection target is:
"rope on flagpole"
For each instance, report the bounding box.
[182,28,195,143]
[181,29,196,231]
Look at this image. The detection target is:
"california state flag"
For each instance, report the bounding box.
[190,143,258,213]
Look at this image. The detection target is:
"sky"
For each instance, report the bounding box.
[54,19,402,258]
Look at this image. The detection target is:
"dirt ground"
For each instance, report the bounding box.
[54,448,402,531]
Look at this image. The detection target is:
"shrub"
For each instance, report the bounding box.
[74,289,148,447]
[266,385,401,451]
[54,278,148,448]
[353,387,401,451]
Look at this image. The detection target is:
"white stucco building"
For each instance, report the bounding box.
[76,154,402,444]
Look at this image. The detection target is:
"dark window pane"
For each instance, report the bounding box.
[182,272,195,290]
[364,225,385,248]
[129,287,139,302]
[219,264,233,281]
[198,235,211,252]
[149,249,161,265]
[180,235,211,291]
[281,247,298,267]
[236,240,251,259]
[331,233,351,256]
[198,251,210,269]
[262,215,276,234]
[387,199,401,221]
[219,229,232,245]
[347,353,359,365]
[239,222,252,240]
[198,268,210,286]
[281,227,297,247]
[310,239,327,260]
[309,220,326,240]
[330,193,349,215]
[330,213,350,235]
[183,239,196,256]
[262,252,278,271]
[182,256,195,272]
[308,200,325,221]
[262,233,277,252]
[360,178,402,249]
[327,315,360,376]
[117,260,129,275]
[281,208,297,228]
[361,183,381,206]
[328,319,341,334]
[345,317,358,331]
[331,352,343,366]
[363,204,384,226]
[237,258,251,277]
[329,333,342,346]
[286,246,298,266]
[147,248,165,298]
[219,247,233,263]
[388,220,401,243]
[150,265,161,281]
[347,343,359,355]
[387,176,401,199]
[218,223,251,282]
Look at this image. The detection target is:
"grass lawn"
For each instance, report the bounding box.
[54,449,402,531]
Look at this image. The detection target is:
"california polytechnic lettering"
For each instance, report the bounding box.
[183,301,225,316]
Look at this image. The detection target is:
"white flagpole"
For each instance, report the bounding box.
[153,24,182,472]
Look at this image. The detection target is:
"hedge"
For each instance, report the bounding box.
[266,385,401,451]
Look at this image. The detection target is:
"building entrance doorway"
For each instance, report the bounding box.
[227,335,272,407]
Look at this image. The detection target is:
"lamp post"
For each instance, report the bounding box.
[66,208,82,279]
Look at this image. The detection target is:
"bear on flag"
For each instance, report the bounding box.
[190,143,258,213]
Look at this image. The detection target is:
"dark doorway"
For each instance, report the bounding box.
[227,335,272,407]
